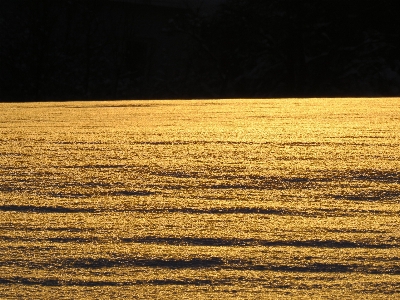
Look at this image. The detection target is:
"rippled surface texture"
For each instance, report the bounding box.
[1,99,400,299]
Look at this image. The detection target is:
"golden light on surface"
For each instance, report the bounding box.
[0,98,399,298]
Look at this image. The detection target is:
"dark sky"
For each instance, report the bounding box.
[1,0,399,101]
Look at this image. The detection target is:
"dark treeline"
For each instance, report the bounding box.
[206,0,400,98]
[1,0,399,101]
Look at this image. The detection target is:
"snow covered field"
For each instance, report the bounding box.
[1,98,399,298]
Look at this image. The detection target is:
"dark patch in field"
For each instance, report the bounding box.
[269,263,353,273]
[0,205,94,213]
[0,276,223,286]
[165,207,313,216]
[347,170,400,183]
[122,236,397,249]
[60,257,224,269]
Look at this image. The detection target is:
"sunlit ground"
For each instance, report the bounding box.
[0,98,399,299]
